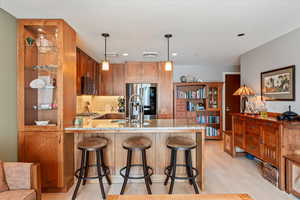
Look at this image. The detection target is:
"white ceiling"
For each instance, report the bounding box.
[2,0,300,66]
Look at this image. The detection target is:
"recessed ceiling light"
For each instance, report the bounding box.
[172,52,178,57]
[37,28,43,32]
[122,53,129,57]
[143,52,158,58]
[237,33,245,37]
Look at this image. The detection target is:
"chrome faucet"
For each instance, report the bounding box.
[128,94,144,124]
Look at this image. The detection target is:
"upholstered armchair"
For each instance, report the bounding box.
[0,162,41,200]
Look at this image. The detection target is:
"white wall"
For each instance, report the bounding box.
[241,28,300,113]
[173,64,240,82]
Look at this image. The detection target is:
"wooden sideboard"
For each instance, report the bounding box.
[231,113,300,191]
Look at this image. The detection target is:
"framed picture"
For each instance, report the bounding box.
[261,65,295,101]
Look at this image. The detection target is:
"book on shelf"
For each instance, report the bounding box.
[196,114,220,124]
[177,87,206,99]
[205,126,219,137]
[186,101,205,112]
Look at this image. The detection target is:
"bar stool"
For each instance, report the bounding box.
[164,136,199,194]
[120,136,153,195]
[72,137,111,200]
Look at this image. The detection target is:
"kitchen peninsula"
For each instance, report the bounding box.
[64,119,205,191]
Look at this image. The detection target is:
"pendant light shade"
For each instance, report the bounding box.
[164,34,173,71]
[102,33,110,71]
[165,61,172,71]
[102,60,109,71]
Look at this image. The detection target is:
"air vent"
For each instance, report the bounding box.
[106,52,119,57]
[143,52,159,58]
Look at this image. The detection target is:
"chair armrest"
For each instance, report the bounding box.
[31,163,41,200]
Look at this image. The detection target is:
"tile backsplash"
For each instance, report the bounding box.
[77,96,121,113]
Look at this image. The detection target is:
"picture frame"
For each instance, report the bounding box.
[261,65,295,101]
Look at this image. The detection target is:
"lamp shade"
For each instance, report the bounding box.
[165,61,172,71]
[233,85,255,96]
[102,61,109,71]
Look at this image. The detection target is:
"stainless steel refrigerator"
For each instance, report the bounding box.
[126,83,157,120]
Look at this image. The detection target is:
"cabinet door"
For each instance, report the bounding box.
[158,62,173,118]
[112,64,125,96]
[245,120,262,157]
[125,62,142,83]
[101,68,113,96]
[262,123,279,167]
[22,132,63,189]
[142,62,159,83]
[233,116,245,149]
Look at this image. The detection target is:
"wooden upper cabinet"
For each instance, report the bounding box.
[112,64,125,96]
[100,63,125,96]
[76,48,100,95]
[142,62,159,83]
[125,62,143,83]
[100,67,113,96]
[158,62,173,118]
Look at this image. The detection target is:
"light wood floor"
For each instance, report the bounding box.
[42,141,297,200]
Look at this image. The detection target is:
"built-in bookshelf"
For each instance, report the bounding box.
[174,82,223,140]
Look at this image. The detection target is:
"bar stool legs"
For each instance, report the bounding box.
[186,150,199,193]
[72,137,110,200]
[168,150,177,194]
[142,150,152,194]
[164,141,200,194]
[101,149,112,185]
[120,136,153,195]
[72,150,86,200]
[82,151,90,186]
[96,150,106,199]
[120,150,132,194]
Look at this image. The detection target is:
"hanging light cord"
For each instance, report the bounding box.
[167,37,170,61]
[104,36,107,61]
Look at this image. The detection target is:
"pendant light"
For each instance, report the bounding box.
[164,34,173,71]
[101,33,110,71]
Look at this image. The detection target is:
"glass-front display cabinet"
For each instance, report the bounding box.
[23,25,59,128]
[17,19,76,192]
[18,19,76,131]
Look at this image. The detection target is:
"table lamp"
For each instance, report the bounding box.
[233,84,255,113]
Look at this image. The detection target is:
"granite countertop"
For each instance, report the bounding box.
[65,119,205,132]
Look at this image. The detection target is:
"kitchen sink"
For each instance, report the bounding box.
[94,113,125,120]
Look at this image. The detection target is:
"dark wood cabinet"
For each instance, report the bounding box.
[233,117,245,149]
[261,123,279,166]
[142,62,159,83]
[22,132,62,189]
[100,63,125,96]
[125,62,143,83]
[232,113,300,191]
[76,48,100,95]
[245,120,262,157]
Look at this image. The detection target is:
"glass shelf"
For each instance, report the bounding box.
[23,24,59,126]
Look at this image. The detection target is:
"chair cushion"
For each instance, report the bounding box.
[0,161,8,193]
[3,162,32,190]
[0,189,36,200]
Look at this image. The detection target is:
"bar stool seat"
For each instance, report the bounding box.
[123,136,152,150]
[164,136,199,194]
[120,136,153,195]
[166,136,196,150]
[78,137,108,151]
[72,137,111,200]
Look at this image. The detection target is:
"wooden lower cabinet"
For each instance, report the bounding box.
[19,131,74,192]
[232,113,300,191]
[261,123,279,166]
